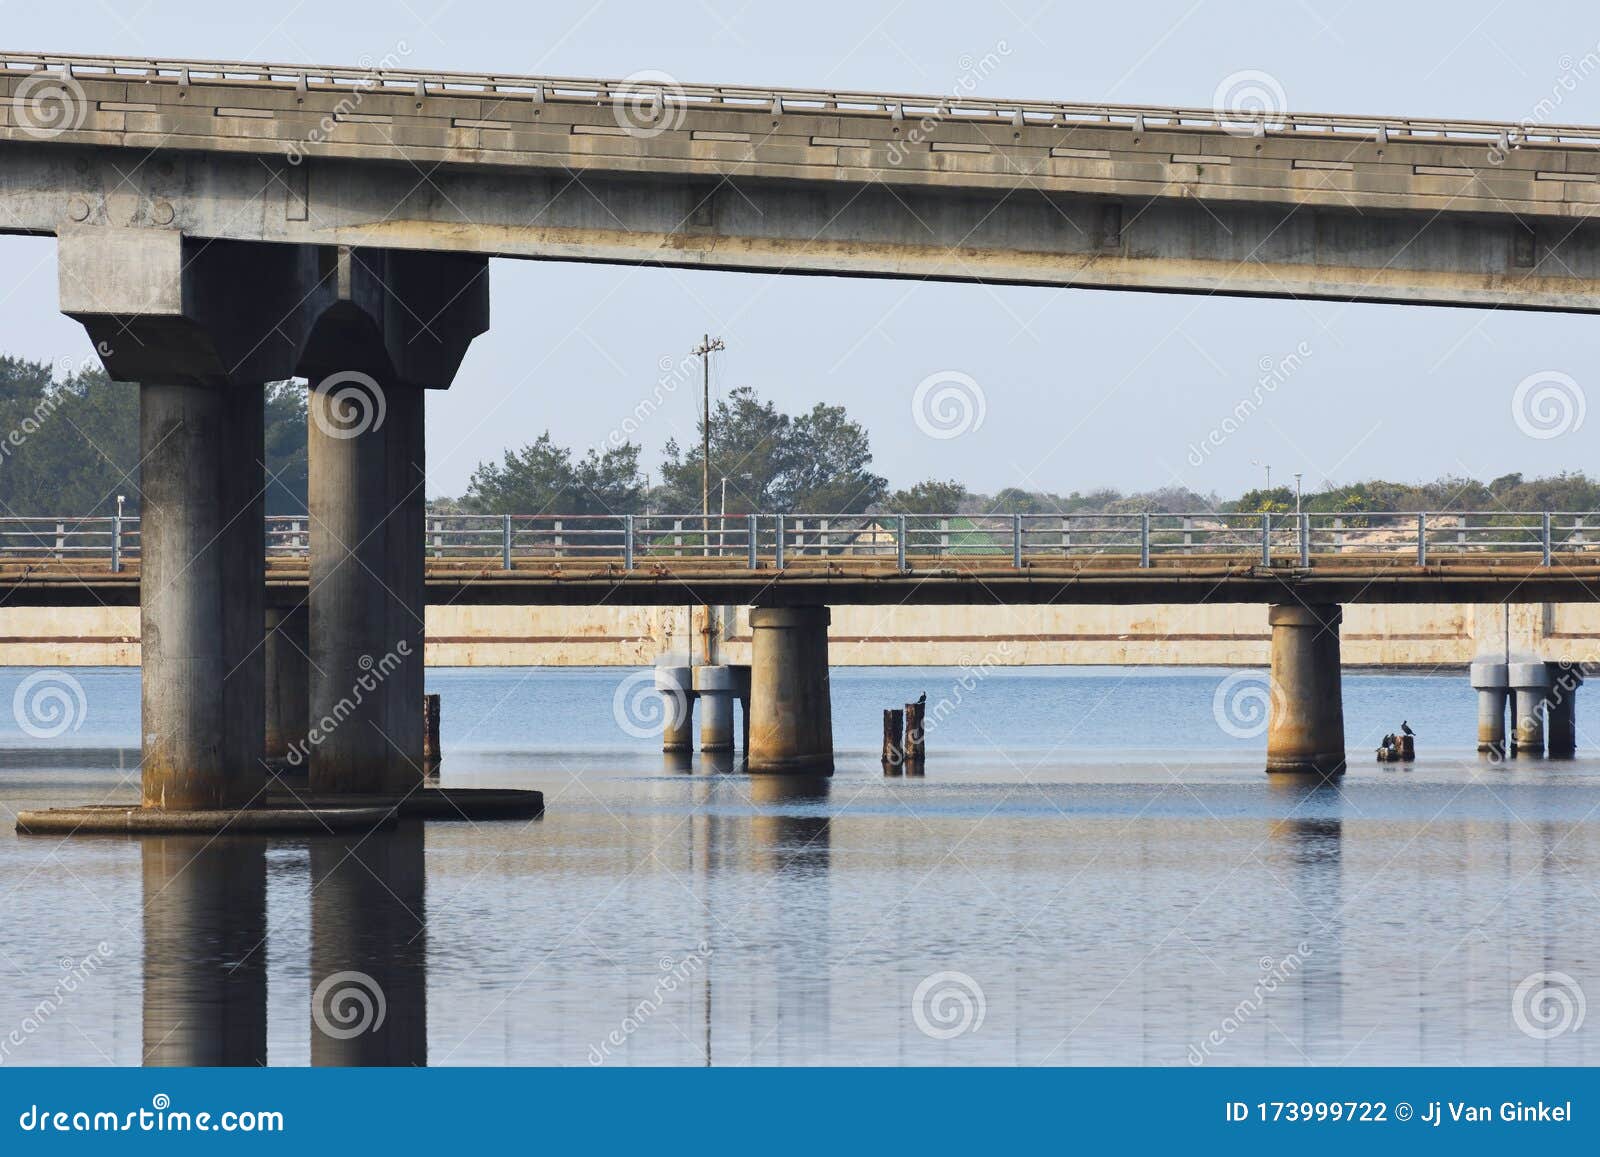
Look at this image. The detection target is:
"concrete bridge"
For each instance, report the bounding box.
[6,51,1600,825]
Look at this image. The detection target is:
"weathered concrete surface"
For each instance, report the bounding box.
[7,57,1600,309]
[0,600,1581,667]
[137,382,264,810]
[747,606,833,773]
[265,605,309,760]
[1265,603,1346,775]
[15,803,397,834]
[307,381,425,794]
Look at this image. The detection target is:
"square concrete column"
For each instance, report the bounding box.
[138,383,265,810]
[747,606,834,774]
[308,377,426,794]
[1265,603,1346,776]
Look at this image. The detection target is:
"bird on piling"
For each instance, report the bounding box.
[916,692,927,706]
[1401,720,1415,736]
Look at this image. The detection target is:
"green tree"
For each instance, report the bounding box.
[658,386,884,513]
[886,479,968,514]
[263,381,309,515]
[462,433,644,514]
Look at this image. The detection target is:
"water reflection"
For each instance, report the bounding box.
[309,820,428,1066]
[1265,774,1344,1064]
[141,835,268,1066]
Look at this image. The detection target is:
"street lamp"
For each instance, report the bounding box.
[1251,459,1272,494]
[1293,472,1303,516]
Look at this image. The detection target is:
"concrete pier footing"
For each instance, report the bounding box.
[1265,603,1346,776]
[747,606,834,774]
[138,383,266,810]
[1470,659,1509,755]
[1509,660,1552,757]
[694,665,738,752]
[1546,662,1581,758]
[655,665,696,752]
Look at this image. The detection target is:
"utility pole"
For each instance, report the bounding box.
[692,334,725,524]
[691,334,725,667]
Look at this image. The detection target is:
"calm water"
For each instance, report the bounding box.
[0,664,1595,1067]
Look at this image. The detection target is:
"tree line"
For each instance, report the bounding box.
[2,354,1597,519]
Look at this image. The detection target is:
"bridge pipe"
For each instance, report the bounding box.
[1265,603,1346,776]
[138,382,265,810]
[265,605,310,764]
[1509,660,1552,757]
[747,606,834,774]
[694,665,738,752]
[1469,659,1509,755]
[655,665,696,752]
[1545,662,1581,758]
[308,381,426,793]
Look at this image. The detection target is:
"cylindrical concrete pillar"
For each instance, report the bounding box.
[265,604,310,763]
[694,665,737,751]
[1265,603,1346,776]
[139,383,265,810]
[1469,658,1509,755]
[1546,662,1581,758]
[308,379,425,793]
[747,606,834,774]
[655,665,695,751]
[1509,660,1552,757]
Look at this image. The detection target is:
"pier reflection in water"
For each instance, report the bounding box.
[2,666,1599,1066]
[141,836,268,1066]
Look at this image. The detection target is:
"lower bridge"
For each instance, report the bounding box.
[3,510,1599,606]
[3,510,1595,810]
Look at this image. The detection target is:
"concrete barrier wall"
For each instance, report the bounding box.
[0,602,1584,668]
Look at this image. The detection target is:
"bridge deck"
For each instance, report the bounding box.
[2,553,1595,607]
[7,52,1600,308]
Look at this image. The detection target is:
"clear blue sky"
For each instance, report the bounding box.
[2,0,1598,502]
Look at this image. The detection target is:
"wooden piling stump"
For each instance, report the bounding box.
[882,708,905,771]
[904,700,926,764]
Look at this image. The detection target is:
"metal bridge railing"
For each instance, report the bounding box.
[3,512,1598,573]
[5,51,1600,152]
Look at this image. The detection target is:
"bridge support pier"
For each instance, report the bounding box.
[1510,661,1552,757]
[308,381,426,793]
[1265,603,1346,776]
[265,605,311,766]
[1470,658,1509,755]
[747,606,833,774]
[139,382,266,810]
[1546,662,1581,758]
[655,665,696,751]
[695,665,738,752]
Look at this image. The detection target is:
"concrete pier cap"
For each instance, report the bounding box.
[1264,602,1346,777]
[654,665,696,752]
